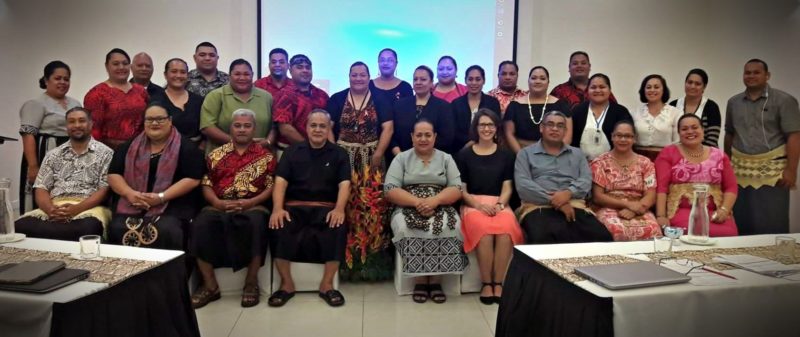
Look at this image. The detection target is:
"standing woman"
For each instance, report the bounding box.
[84,48,149,150]
[669,68,722,147]
[503,66,570,153]
[571,73,633,160]
[456,109,522,304]
[631,74,682,161]
[18,61,82,213]
[451,65,501,151]
[151,58,205,147]
[391,66,454,155]
[369,48,413,105]
[432,56,468,103]
[327,62,394,280]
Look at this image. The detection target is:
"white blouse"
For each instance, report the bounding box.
[631,104,681,147]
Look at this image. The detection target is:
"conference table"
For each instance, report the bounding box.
[0,237,200,337]
[496,234,800,337]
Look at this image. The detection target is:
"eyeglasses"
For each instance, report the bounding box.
[612,133,635,140]
[658,258,706,275]
[477,123,496,129]
[543,122,566,130]
[145,116,170,125]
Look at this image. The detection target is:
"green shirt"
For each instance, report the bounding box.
[200,84,273,152]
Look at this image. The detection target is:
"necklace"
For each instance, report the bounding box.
[527,93,548,125]
[349,90,369,132]
[611,153,636,173]
[682,144,704,158]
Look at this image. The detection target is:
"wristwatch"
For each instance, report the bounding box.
[158,192,166,204]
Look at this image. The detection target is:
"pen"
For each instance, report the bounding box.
[701,267,738,280]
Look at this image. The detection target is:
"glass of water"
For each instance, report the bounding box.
[775,236,796,264]
[79,235,101,259]
[663,226,684,255]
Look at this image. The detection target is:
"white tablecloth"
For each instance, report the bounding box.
[516,234,800,337]
[0,238,183,337]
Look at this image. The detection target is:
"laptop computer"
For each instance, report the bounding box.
[574,261,691,290]
[0,264,89,293]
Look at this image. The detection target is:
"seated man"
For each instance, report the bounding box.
[15,107,113,241]
[268,109,351,307]
[190,108,277,309]
[514,111,613,243]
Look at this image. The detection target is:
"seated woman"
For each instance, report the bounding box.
[655,114,738,237]
[590,120,661,241]
[190,109,277,309]
[451,65,501,151]
[571,73,633,160]
[504,66,570,153]
[391,66,454,155]
[631,74,681,162]
[432,56,468,103]
[455,109,522,305]
[107,103,205,249]
[385,119,467,304]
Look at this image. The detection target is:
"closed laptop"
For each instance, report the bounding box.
[574,261,691,290]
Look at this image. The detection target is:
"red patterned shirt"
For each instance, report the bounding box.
[550,80,617,111]
[202,142,276,200]
[273,84,329,144]
[487,87,528,115]
[83,83,148,144]
[254,75,294,99]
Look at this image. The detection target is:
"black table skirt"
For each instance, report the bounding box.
[495,249,614,337]
[51,255,200,337]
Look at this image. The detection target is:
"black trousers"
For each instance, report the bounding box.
[15,216,103,241]
[520,208,613,244]
[109,214,186,250]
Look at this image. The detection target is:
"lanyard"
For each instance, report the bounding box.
[590,104,610,130]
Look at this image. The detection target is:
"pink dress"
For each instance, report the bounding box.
[432,83,468,103]
[591,152,661,241]
[655,145,738,237]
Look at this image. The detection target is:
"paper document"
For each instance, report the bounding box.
[714,254,800,279]
[659,260,738,286]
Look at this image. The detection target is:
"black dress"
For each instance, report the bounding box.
[503,100,570,142]
[150,92,204,143]
[390,95,455,154]
[369,79,413,106]
[451,93,502,151]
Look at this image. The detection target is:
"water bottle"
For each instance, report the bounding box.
[686,184,709,243]
[0,178,15,237]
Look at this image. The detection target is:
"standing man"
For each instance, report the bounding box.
[487,60,526,115]
[131,52,165,98]
[187,42,230,97]
[254,47,293,98]
[550,51,616,110]
[725,59,800,234]
[273,54,329,151]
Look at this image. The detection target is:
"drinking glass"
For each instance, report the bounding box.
[663,226,684,254]
[79,235,101,259]
[775,236,796,264]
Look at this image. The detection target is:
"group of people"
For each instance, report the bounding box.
[15,42,800,308]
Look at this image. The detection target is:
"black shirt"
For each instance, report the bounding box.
[455,146,515,196]
[503,100,570,142]
[369,80,413,106]
[570,101,633,148]
[451,93,502,151]
[131,79,165,100]
[391,95,455,153]
[276,141,351,203]
[109,136,206,219]
[150,92,204,141]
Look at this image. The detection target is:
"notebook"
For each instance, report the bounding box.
[0,264,89,293]
[0,261,65,284]
[574,261,691,290]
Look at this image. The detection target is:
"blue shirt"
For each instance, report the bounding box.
[514,141,592,205]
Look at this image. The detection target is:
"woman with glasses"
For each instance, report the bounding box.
[455,109,522,304]
[590,120,661,241]
[107,103,205,249]
[571,73,633,160]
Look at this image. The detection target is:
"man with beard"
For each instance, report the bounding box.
[487,60,526,115]
[550,51,616,109]
[254,48,293,98]
[273,54,330,152]
[130,52,165,98]
[187,42,230,97]
[15,107,114,241]
[514,111,612,243]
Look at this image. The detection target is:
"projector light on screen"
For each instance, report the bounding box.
[259,0,517,94]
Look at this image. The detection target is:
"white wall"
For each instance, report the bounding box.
[1,0,798,231]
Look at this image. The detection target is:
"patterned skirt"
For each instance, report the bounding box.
[390,184,468,276]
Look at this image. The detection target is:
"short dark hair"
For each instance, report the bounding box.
[612,120,636,135]
[105,48,130,64]
[415,65,434,81]
[413,118,435,133]
[229,59,253,74]
[469,108,503,144]
[542,110,568,124]
[378,48,397,60]
[465,65,485,80]
[437,55,457,70]
[350,61,370,77]
[589,73,611,88]
[529,66,549,79]
[269,48,288,60]
[65,106,91,120]
[569,51,590,63]
[144,101,172,118]
[746,58,769,72]
[685,68,709,86]
[195,42,218,53]
[497,60,518,74]
[289,54,312,67]
[39,60,70,89]
[638,74,670,103]
[163,58,188,73]
[677,113,702,129]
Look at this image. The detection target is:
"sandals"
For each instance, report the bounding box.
[429,284,446,304]
[191,286,221,309]
[493,282,503,304]
[479,282,494,305]
[241,284,260,308]
[412,283,429,303]
[319,289,346,307]
[268,290,296,307]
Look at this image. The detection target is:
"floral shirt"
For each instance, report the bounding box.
[186,69,229,97]
[33,138,113,199]
[202,142,276,199]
